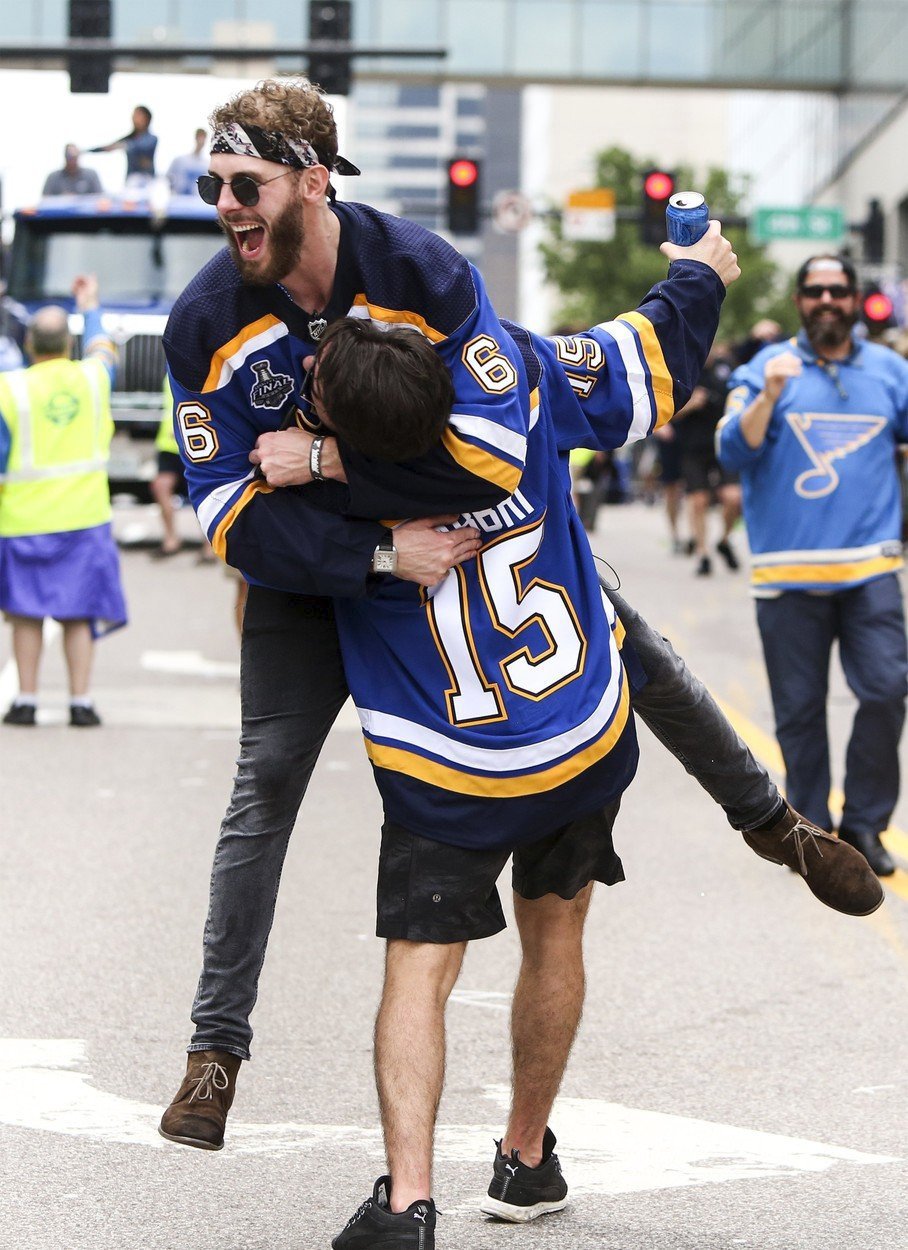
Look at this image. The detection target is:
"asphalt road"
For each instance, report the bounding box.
[1,499,906,1250]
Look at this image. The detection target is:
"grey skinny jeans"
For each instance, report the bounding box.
[188,584,780,1060]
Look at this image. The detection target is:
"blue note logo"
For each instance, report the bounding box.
[786,411,887,499]
[249,359,294,410]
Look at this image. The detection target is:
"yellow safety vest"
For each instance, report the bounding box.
[0,356,114,537]
[155,376,179,455]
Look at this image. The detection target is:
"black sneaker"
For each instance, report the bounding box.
[481,1126,568,1223]
[716,538,740,570]
[332,1177,435,1249]
[695,555,712,576]
[3,702,36,726]
[70,704,102,727]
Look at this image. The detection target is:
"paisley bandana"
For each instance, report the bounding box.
[210,122,359,175]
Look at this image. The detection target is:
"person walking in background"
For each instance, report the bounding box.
[718,253,908,876]
[673,343,741,576]
[42,144,102,197]
[89,106,157,185]
[0,275,127,727]
[150,377,214,561]
[167,129,208,195]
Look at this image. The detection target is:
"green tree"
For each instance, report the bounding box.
[541,147,797,342]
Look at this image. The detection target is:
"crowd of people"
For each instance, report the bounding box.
[1,76,906,1250]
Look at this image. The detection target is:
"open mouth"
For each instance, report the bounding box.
[232,223,266,259]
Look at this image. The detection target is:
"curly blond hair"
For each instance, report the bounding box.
[209,78,338,167]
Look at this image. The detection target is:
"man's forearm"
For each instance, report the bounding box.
[738,390,775,449]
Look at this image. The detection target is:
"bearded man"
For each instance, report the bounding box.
[718,253,908,877]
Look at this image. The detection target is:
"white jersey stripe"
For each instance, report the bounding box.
[211,323,289,391]
[357,627,624,773]
[448,412,527,464]
[595,319,655,439]
[751,541,899,566]
[197,471,256,535]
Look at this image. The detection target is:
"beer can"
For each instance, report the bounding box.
[666,192,710,246]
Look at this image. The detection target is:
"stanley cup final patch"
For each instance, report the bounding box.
[249,359,295,410]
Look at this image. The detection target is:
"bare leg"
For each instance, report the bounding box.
[687,489,709,559]
[9,615,44,695]
[718,483,742,540]
[151,471,181,553]
[62,619,94,698]
[374,938,466,1211]
[501,884,593,1166]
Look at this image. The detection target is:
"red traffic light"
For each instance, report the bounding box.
[449,159,479,188]
[643,170,675,201]
[863,291,894,323]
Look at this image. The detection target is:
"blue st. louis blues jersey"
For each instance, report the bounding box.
[335,261,726,849]
[163,201,528,597]
[717,331,908,595]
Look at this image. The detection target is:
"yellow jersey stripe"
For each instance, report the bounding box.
[751,554,903,586]
[202,315,285,393]
[210,479,274,559]
[618,311,674,429]
[441,427,523,494]
[364,677,630,797]
[350,296,447,344]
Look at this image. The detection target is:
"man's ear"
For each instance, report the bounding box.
[300,164,331,202]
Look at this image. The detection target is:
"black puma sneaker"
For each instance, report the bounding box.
[480,1126,568,1223]
[332,1176,436,1249]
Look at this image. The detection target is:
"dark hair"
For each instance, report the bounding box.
[795,253,857,292]
[314,319,454,461]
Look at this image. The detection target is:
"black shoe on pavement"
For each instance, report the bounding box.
[481,1126,568,1223]
[695,555,712,576]
[838,827,896,878]
[3,702,36,726]
[743,802,886,913]
[716,538,740,570]
[69,704,102,727]
[332,1177,435,1249]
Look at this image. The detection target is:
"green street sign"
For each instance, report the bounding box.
[751,206,846,244]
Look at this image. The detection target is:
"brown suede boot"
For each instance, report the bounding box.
[743,802,884,917]
[158,1049,242,1150]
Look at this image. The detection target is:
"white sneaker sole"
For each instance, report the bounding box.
[480,1196,568,1223]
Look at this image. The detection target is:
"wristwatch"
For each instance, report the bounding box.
[372,532,398,574]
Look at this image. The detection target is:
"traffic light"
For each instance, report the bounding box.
[861,286,896,333]
[446,158,481,235]
[640,168,675,246]
[863,199,885,264]
[308,1,352,96]
[68,0,111,93]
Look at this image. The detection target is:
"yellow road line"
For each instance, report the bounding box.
[715,697,908,903]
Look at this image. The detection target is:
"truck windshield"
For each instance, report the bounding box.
[8,216,224,306]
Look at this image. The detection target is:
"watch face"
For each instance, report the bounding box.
[373,548,397,574]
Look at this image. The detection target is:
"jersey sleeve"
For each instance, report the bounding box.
[540,260,726,453]
[339,263,528,520]
[167,367,384,598]
[715,356,770,470]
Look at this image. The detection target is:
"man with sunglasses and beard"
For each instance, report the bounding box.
[159,81,882,1161]
[719,254,908,878]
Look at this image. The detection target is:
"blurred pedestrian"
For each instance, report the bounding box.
[167,129,208,195]
[0,275,127,727]
[718,254,908,876]
[89,106,157,185]
[734,317,784,366]
[673,344,741,575]
[150,376,213,562]
[42,144,102,196]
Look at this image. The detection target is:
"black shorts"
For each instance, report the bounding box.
[680,448,738,495]
[376,800,624,944]
[156,450,187,490]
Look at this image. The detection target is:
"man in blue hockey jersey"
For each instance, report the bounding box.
[159,80,881,1164]
[718,253,908,878]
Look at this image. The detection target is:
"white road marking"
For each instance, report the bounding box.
[140,650,239,680]
[0,1040,898,1197]
[449,989,512,1012]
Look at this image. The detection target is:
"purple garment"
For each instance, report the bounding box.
[0,524,127,638]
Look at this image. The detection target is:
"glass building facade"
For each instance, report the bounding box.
[3,0,906,92]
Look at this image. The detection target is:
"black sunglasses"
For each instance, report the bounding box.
[196,168,294,207]
[799,283,855,300]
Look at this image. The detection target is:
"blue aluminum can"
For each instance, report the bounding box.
[666,192,710,246]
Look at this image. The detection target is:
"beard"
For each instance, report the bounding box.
[804,305,857,353]
[220,183,305,286]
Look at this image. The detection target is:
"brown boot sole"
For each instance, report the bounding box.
[157,1124,224,1151]
[746,844,885,917]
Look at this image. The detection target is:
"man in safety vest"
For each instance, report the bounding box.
[0,274,127,727]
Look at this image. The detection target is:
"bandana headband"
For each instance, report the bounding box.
[210,122,360,176]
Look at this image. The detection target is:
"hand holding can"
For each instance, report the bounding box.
[666,192,710,246]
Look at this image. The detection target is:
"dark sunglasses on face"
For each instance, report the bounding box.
[196,168,294,207]
[798,283,855,300]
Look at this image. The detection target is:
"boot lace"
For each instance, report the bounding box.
[783,818,826,875]
[187,1061,230,1103]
